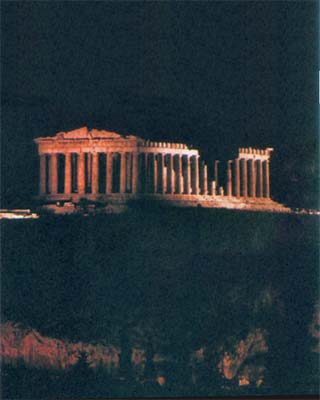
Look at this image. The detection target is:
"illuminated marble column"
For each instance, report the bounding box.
[214,160,219,189]
[131,152,138,194]
[194,155,200,195]
[211,181,216,196]
[77,152,85,194]
[227,160,232,197]
[199,161,204,195]
[50,153,58,195]
[265,160,270,198]
[120,153,126,193]
[203,164,208,195]
[235,158,240,197]
[39,154,46,195]
[186,155,191,194]
[160,153,165,194]
[153,154,158,193]
[106,153,113,194]
[92,153,99,194]
[144,153,149,193]
[64,153,72,194]
[242,159,248,197]
[250,159,256,198]
[168,154,174,194]
[125,153,131,193]
[87,153,92,190]
[176,154,182,194]
[258,160,263,197]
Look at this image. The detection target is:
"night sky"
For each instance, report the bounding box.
[2,1,318,208]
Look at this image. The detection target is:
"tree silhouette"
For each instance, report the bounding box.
[64,351,93,397]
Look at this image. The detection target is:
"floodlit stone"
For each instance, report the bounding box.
[33,127,289,213]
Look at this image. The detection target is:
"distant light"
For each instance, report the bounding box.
[0,209,39,219]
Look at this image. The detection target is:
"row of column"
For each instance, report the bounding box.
[141,153,202,195]
[39,152,271,199]
[39,152,206,196]
[226,158,270,198]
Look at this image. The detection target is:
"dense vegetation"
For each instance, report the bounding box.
[1,207,319,397]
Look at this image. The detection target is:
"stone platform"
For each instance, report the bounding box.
[36,193,291,215]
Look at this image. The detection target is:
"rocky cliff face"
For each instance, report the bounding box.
[1,321,270,386]
[218,329,268,386]
[0,322,119,371]
[1,313,319,390]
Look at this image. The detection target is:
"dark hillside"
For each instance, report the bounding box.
[1,209,319,396]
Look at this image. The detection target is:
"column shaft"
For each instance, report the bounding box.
[120,153,126,193]
[153,154,158,193]
[203,164,208,195]
[77,153,85,194]
[211,181,216,196]
[265,160,270,198]
[160,154,165,194]
[242,159,248,197]
[106,153,113,194]
[92,153,99,194]
[227,160,232,196]
[250,160,256,197]
[132,152,138,194]
[194,156,200,195]
[64,153,72,194]
[214,161,219,188]
[235,158,240,197]
[258,160,263,197]
[50,153,58,194]
[199,161,204,194]
[186,156,191,194]
[168,154,174,194]
[144,153,149,193]
[39,154,46,195]
[177,154,182,194]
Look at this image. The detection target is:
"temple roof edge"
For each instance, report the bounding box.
[34,127,145,142]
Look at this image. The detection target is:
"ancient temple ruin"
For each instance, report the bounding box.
[34,127,289,212]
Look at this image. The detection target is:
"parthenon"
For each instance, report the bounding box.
[34,127,288,212]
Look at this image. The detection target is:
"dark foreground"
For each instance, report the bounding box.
[1,207,319,398]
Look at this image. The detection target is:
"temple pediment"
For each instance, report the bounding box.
[90,129,123,139]
[35,127,143,142]
[58,126,89,139]
[54,127,132,140]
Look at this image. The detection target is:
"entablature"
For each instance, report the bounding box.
[238,147,273,161]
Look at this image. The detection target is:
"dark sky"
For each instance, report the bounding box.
[1,1,318,208]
